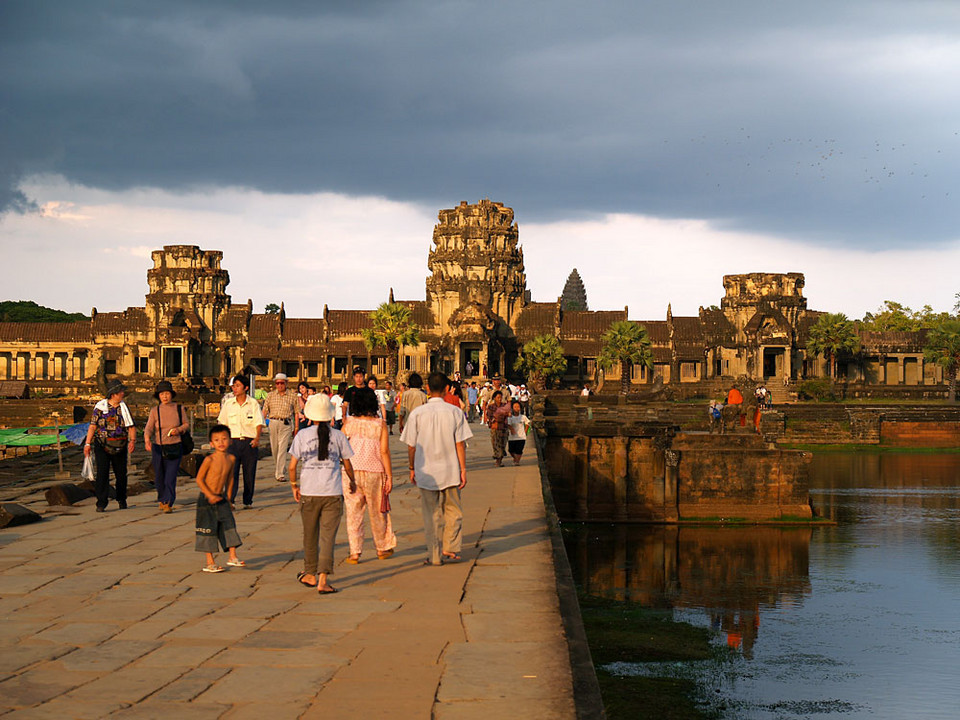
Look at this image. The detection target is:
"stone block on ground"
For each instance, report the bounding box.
[44,483,94,506]
[177,452,205,478]
[76,479,114,499]
[0,502,43,527]
[127,481,154,496]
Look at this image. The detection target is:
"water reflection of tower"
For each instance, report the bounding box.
[566,525,812,650]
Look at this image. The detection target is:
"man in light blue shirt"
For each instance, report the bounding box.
[466,382,479,423]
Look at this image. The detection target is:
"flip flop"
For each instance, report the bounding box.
[442,553,462,563]
[202,564,225,573]
[296,571,317,587]
[317,586,338,594]
[226,559,246,567]
[422,559,443,566]
[345,556,360,565]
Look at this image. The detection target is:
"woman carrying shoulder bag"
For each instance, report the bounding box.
[144,380,190,513]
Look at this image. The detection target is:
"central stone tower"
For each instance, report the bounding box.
[425,199,528,378]
[426,199,527,328]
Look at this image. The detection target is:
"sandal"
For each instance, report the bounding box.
[442,553,462,563]
[202,564,225,573]
[345,556,360,565]
[226,559,245,567]
[297,571,317,587]
[377,549,394,560]
[317,586,338,594]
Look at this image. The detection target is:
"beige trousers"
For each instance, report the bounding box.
[343,470,397,556]
[269,419,293,480]
[419,486,463,565]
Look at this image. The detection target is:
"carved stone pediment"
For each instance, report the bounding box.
[745,310,791,341]
[447,302,500,339]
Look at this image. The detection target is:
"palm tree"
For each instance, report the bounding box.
[924,319,960,402]
[361,303,421,385]
[515,334,567,391]
[598,320,653,394]
[807,312,860,379]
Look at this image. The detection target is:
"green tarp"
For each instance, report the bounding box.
[0,428,68,447]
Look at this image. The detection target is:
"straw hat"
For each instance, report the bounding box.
[303,393,334,423]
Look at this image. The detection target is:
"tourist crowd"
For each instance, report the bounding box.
[82,367,530,593]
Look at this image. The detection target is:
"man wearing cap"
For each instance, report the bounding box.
[217,374,264,508]
[83,380,137,512]
[261,373,299,483]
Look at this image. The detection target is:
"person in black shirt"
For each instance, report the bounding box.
[341,367,367,418]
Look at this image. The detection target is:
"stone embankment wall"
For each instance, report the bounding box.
[540,395,960,448]
[534,397,812,523]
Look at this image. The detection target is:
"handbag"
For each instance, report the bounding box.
[380,486,391,514]
[177,404,195,455]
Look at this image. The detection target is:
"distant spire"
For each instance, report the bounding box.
[561,269,588,311]
[389,287,395,303]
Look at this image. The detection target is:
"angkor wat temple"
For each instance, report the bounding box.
[0,199,946,394]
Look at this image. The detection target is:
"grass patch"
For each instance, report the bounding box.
[579,594,723,719]
[580,595,714,665]
[596,672,720,720]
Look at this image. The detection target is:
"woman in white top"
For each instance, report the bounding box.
[289,394,356,595]
[505,400,531,466]
[341,387,397,563]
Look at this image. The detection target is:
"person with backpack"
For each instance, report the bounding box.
[144,380,191,513]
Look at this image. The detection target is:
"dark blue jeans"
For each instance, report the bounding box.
[152,443,182,506]
[229,438,258,506]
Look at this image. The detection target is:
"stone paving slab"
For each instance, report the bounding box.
[0,425,577,717]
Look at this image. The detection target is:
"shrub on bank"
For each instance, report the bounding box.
[797,378,838,402]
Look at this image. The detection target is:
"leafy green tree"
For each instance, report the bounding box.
[0,300,89,323]
[264,303,281,314]
[515,334,567,391]
[362,302,421,384]
[924,319,960,402]
[598,321,653,394]
[807,312,860,379]
[861,300,952,331]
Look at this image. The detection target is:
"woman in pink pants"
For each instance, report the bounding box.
[341,387,397,563]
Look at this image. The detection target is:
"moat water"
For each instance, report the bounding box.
[563,452,960,719]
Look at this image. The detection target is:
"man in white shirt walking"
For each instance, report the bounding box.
[217,374,265,508]
[400,372,473,566]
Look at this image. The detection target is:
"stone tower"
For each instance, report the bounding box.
[146,245,231,331]
[426,199,527,328]
[721,273,808,380]
[145,245,232,377]
[561,268,588,311]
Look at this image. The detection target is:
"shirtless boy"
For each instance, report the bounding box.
[195,424,244,573]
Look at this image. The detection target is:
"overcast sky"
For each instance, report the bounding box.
[2,1,958,320]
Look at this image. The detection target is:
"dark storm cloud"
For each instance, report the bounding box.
[2,0,959,247]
